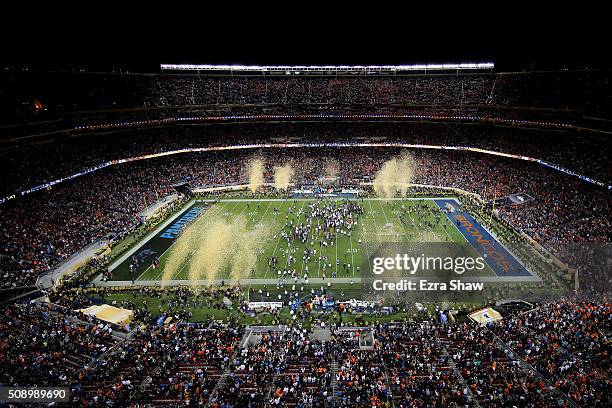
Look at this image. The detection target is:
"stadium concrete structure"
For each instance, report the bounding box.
[0,63,609,407]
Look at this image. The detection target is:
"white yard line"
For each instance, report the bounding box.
[242,200,273,280]
[365,199,377,234]
[367,198,391,244]
[398,200,421,237]
[264,200,300,280]
[298,201,315,281]
[377,200,391,225]
[378,200,411,242]
[348,217,356,278]
[360,199,380,278]
[335,218,339,278]
[317,216,323,279]
[169,200,248,281]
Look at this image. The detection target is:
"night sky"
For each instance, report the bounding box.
[2,10,608,73]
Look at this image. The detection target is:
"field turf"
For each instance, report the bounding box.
[108,198,500,283]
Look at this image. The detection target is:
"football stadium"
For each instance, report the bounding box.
[0,55,609,407]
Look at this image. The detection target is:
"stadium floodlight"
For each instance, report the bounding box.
[159,63,495,72]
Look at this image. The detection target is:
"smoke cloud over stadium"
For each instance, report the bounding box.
[373,151,416,198]
[273,163,294,190]
[323,159,339,183]
[187,217,236,286]
[160,207,212,285]
[161,208,274,289]
[229,218,275,281]
[246,157,265,192]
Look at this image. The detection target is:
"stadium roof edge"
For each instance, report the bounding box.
[159,63,495,72]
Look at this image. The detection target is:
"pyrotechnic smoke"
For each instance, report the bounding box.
[373,151,416,198]
[326,160,339,178]
[188,214,275,287]
[273,164,294,190]
[188,218,237,285]
[228,219,274,281]
[161,207,275,290]
[247,158,265,193]
[160,227,193,285]
[160,207,216,285]
[323,160,339,183]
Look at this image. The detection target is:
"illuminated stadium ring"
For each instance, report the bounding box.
[159,63,496,72]
[2,142,608,205]
[74,113,574,131]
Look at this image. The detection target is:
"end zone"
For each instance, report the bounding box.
[434,199,536,279]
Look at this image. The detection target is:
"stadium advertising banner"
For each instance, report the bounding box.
[247,302,283,311]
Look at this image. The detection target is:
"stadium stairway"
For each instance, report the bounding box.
[264,365,282,407]
[331,358,338,401]
[487,326,582,407]
[205,336,242,407]
[437,335,481,407]
[274,355,332,407]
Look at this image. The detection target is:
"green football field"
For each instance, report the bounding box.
[109,197,499,283]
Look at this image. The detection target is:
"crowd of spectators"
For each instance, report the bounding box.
[491,300,610,406]
[0,302,122,388]
[272,331,334,406]
[1,123,609,198]
[2,70,611,124]
[446,322,560,406]
[71,321,241,406]
[4,297,607,407]
[215,329,295,407]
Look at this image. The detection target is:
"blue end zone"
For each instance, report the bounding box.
[434,199,531,277]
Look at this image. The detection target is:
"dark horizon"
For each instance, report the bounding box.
[3,24,610,73]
